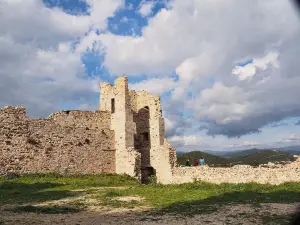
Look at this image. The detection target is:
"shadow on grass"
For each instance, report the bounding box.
[150,191,300,217]
[8,205,81,214]
[0,181,76,205]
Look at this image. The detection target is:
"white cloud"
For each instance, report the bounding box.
[120,16,129,23]
[0,35,99,116]
[193,83,252,124]
[171,86,186,101]
[87,0,300,138]
[138,1,155,17]
[169,135,201,146]
[75,31,104,53]
[129,77,177,95]
[232,52,279,80]
[284,134,300,142]
[95,0,298,78]
[164,117,176,135]
[0,0,90,46]
[85,0,124,30]
[0,0,123,116]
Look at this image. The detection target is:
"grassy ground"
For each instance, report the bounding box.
[0,173,299,224]
[99,181,300,215]
[0,173,138,205]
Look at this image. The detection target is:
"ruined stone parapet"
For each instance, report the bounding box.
[49,110,111,130]
[0,106,116,176]
[0,106,27,120]
[172,161,300,185]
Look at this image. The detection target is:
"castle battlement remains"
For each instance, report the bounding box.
[0,76,177,184]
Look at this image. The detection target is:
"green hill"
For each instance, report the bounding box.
[177,150,296,167]
[229,150,296,166]
[224,148,262,158]
[177,151,229,166]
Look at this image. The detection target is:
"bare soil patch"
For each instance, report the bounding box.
[0,203,298,225]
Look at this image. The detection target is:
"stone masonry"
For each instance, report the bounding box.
[100,76,176,184]
[0,107,115,175]
[173,157,300,185]
[0,76,177,184]
[1,75,298,185]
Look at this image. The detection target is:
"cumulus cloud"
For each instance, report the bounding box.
[0,36,99,116]
[96,0,298,77]
[232,52,279,81]
[138,1,155,17]
[129,77,177,95]
[90,0,300,139]
[191,72,300,137]
[0,0,88,46]
[169,135,202,146]
[85,0,124,30]
[284,134,300,142]
[0,0,123,117]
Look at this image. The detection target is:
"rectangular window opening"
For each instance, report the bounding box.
[111,98,115,113]
[141,132,149,142]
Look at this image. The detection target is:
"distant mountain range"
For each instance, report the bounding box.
[177,145,300,158]
[176,147,299,167]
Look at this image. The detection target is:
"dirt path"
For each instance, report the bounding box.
[1,203,298,225]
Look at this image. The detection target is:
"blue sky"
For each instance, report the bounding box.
[1,0,300,151]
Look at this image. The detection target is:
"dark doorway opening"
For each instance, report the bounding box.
[141,166,155,184]
[133,106,152,184]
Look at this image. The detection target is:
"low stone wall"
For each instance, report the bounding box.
[172,158,300,185]
[0,106,116,175]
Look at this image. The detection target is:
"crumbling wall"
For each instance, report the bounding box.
[130,90,173,184]
[100,77,141,179]
[49,110,111,130]
[0,106,116,175]
[172,158,300,185]
[164,139,177,174]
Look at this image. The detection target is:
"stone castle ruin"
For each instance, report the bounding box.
[0,76,177,184]
[1,75,299,185]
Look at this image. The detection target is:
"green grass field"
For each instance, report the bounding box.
[0,173,299,218]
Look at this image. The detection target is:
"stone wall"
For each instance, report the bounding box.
[164,139,177,174]
[172,158,300,185]
[1,75,177,184]
[49,110,111,130]
[130,89,173,184]
[0,106,116,175]
[100,77,141,178]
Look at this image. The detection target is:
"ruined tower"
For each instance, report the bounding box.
[100,76,176,184]
[100,76,141,179]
